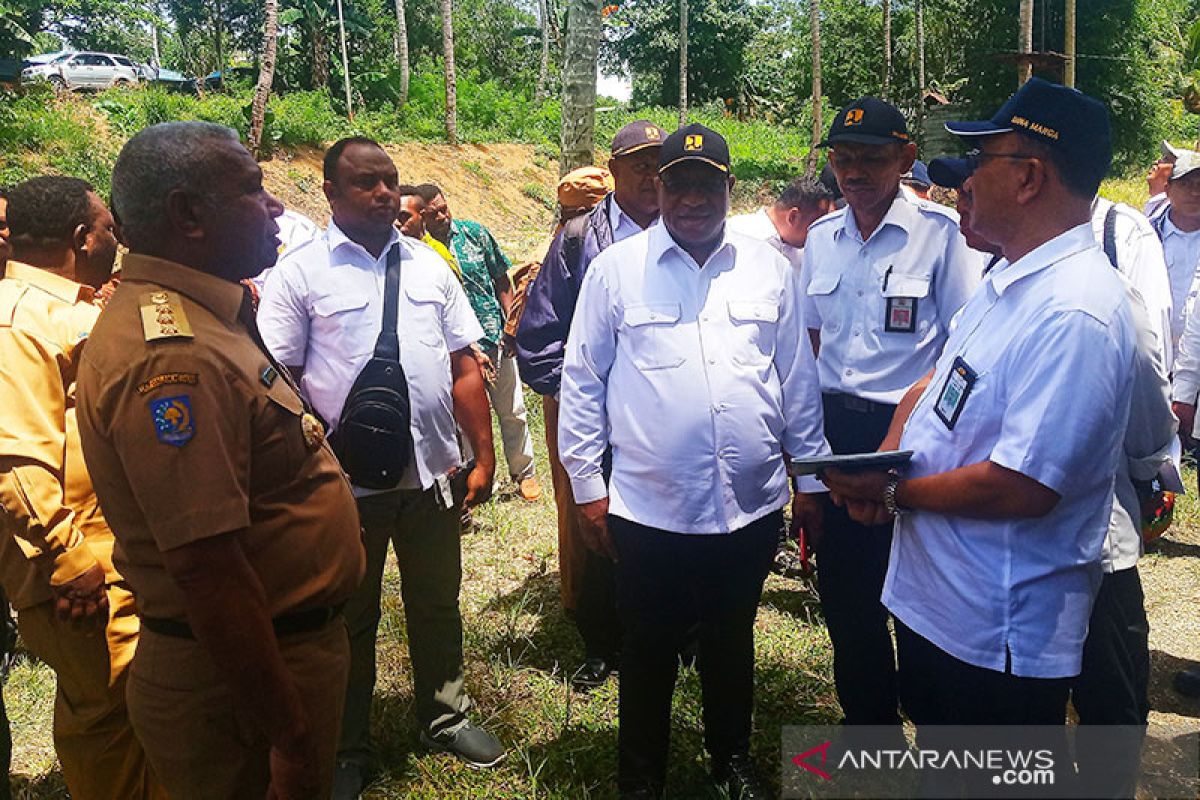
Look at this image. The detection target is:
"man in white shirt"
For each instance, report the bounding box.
[257,137,503,796]
[1144,140,1179,220]
[1151,151,1200,352]
[825,78,1136,748]
[559,124,829,800]
[726,176,834,271]
[800,96,980,729]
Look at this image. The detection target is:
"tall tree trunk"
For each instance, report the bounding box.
[915,0,925,95]
[336,0,353,118]
[560,0,600,175]
[441,0,458,145]
[881,0,891,100]
[805,0,822,177]
[536,0,550,101]
[1018,0,1033,85]
[394,0,410,104]
[678,0,688,126]
[393,0,412,104]
[312,24,330,89]
[150,1,162,67]
[1063,0,1076,87]
[212,0,225,87]
[250,0,280,158]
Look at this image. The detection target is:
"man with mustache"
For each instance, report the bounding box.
[798,97,981,729]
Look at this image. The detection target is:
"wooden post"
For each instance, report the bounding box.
[1018,0,1033,86]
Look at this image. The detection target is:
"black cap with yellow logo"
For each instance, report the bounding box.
[658,123,731,174]
[819,97,911,147]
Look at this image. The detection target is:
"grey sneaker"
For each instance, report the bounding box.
[420,719,505,768]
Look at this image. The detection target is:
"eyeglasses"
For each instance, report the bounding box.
[964,149,1040,173]
[659,174,728,195]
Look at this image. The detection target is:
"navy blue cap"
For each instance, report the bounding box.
[945,77,1111,191]
[927,157,971,190]
[903,160,932,188]
[659,123,731,174]
[820,97,911,147]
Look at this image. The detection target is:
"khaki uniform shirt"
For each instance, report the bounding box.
[0,261,115,609]
[77,254,365,621]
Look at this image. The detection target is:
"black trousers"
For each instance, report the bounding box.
[610,511,780,794]
[816,394,901,725]
[1071,566,1150,798]
[575,548,621,660]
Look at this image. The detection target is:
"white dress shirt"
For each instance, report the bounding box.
[608,196,648,244]
[1090,198,1174,365]
[799,190,982,404]
[727,208,803,271]
[1151,210,1200,349]
[558,222,830,534]
[257,223,483,492]
[1172,283,1200,414]
[883,224,1136,678]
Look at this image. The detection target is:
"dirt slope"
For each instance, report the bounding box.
[260,143,560,263]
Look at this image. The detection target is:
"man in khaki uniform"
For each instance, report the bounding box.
[0,176,162,798]
[77,121,367,799]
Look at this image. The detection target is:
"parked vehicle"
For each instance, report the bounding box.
[21,51,140,90]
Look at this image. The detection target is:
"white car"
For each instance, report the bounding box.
[22,51,140,90]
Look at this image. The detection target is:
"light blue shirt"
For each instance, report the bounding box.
[1153,210,1200,348]
[558,222,830,534]
[800,191,982,404]
[883,224,1137,678]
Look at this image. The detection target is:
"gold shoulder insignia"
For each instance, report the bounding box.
[139,291,194,342]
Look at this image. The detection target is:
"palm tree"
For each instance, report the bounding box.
[881,0,891,100]
[805,0,822,177]
[536,0,550,102]
[336,0,352,118]
[915,0,925,97]
[442,0,458,145]
[560,0,601,174]
[394,0,410,105]
[679,0,688,126]
[249,0,280,157]
[1018,0,1033,85]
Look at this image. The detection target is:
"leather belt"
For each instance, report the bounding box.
[142,603,345,640]
[822,392,893,415]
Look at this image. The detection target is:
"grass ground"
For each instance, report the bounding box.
[5,398,1200,799]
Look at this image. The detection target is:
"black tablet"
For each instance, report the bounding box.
[788,450,914,477]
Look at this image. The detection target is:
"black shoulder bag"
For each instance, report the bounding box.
[329,244,415,489]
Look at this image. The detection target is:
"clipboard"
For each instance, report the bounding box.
[788,450,914,477]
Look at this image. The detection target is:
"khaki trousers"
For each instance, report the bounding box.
[17,583,165,800]
[125,619,349,799]
[543,395,586,610]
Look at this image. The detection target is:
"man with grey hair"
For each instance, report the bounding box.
[77,121,367,799]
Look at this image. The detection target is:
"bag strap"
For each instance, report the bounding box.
[563,211,590,274]
[375,243,402,361]
[1102,205,1119,269]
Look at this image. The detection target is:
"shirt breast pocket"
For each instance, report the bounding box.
[313,293,373,355]
[404,283,448,349]
[622,302,685,370]
[251,379,310,493]
[805,270,842,332]
[880,273,932,335]
[727,299,779,365]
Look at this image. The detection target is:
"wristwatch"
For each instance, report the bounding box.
[883,469,907,517]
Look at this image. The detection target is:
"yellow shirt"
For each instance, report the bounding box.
[423,232,463,282]
[0,261,115,609]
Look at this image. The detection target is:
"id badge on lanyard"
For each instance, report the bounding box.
[934,356,976,430]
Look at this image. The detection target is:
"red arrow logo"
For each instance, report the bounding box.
[792,741,833,781]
